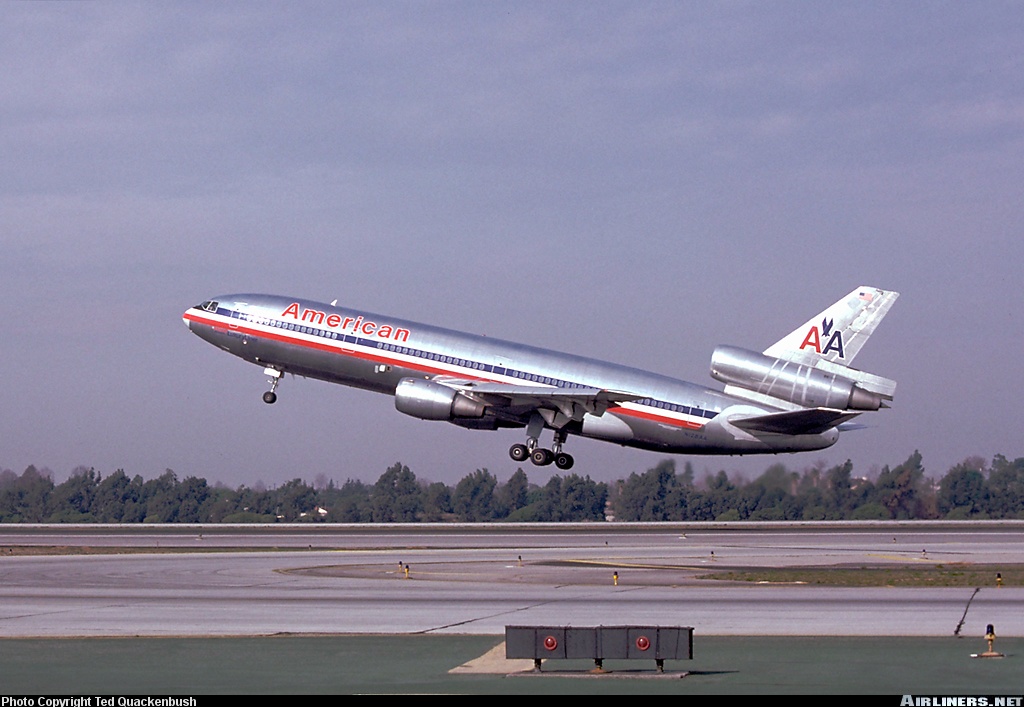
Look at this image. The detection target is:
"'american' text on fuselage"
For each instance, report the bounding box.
[281,302,410,342]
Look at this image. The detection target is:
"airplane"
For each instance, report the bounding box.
[182,286,898,470]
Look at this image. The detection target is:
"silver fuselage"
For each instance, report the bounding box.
[183,294,839,455]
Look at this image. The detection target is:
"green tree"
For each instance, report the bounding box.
[323,479,371,522]
[275,478,318,521]
[938,458,988,518]
[0,466,55,522]
[47,466,99,522]
[742,463,799,520]
[176,476,213,522]
[689,470,738,521]
[371,463,422,522]
[205,483,243,523]
[92,469,146,522]
[141,469,182,522]
[452,469,497,521]
[849,502,891,520]
[421,481,453,521]
[526,476,566,521]
[872,451,936,519]
[613,460,683,521]
[986,455,1024,519]
[493,469,530,519]
[558,474,607,521]
[822,460,856,518]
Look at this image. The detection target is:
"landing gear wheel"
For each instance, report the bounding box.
[530,448,554,466]
[262,367,283,404]
[554,452,574,470]
[509,443,529,463]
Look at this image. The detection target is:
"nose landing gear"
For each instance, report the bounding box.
[262,367,283,404]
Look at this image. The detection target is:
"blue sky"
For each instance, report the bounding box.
[3,2,1022,488]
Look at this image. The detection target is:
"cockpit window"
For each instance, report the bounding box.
[198,300,219,313]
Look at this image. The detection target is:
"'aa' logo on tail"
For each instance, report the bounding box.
[799,317,845,358]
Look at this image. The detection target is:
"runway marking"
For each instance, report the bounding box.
[866,553,945,563]
[559,559,705,571]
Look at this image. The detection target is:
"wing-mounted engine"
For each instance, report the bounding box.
[710,345,892,411]
[394,377,486,421]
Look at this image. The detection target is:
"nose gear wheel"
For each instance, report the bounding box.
[262,367,283,404]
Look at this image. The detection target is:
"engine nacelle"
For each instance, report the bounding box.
[710,346,885,411]
[394,378,486,421]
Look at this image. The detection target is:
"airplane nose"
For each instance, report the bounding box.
[182,311,193,332]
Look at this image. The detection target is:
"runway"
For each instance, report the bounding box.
[2,522,1022,639]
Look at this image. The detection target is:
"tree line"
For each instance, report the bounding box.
[0,463,607,523]
[615,452,1024,521]
[1,451,1022,523]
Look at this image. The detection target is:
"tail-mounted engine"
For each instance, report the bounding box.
[394,377,487,421]
[710,346,888,411]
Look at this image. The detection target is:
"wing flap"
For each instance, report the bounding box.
[446,379,643,422]
[467,382,639,402]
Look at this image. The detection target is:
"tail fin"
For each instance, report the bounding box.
[765,286,898,363]
[765,285,898,399]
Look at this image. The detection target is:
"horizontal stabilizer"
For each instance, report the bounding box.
[730,408,862,436]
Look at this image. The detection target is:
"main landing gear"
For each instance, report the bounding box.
[262,367,282,404]
[509,427,574,470]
